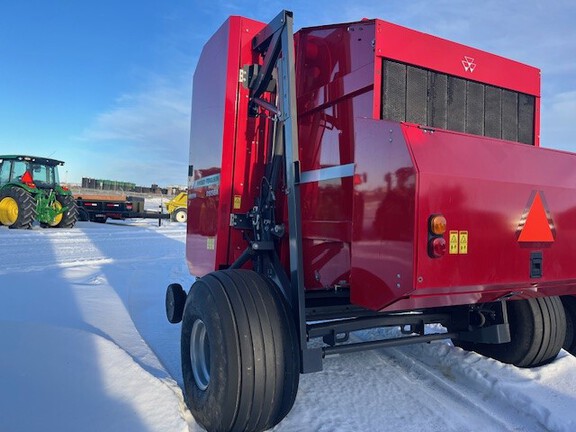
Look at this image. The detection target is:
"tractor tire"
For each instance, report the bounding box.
[55,195,78,228]
[462,297,566,367]
[172,208,187,223]
[181,270,300,432]
[0,186,37,229]
[561,296,576,355]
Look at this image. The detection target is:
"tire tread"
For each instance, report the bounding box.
[181,270,299,432]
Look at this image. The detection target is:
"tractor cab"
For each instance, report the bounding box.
[0,155,63,190]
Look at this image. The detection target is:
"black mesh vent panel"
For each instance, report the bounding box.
[501,90,518,142]
[406,66,428,125]
[382,61,406,121]
[518,94,535,145]
[381,59,535,145]
[466,81,485,136]
[484,86,502,138]
[428,73,447,129]
[447,76,466,133]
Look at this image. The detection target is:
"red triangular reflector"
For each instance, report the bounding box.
[518,192,554,243]
[21,170,33,184]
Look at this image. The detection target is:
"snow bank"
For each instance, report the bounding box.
[0,321,188,432]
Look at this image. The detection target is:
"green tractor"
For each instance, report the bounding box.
[0,155,78,229]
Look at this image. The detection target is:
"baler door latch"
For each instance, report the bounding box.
[530,251,543,278]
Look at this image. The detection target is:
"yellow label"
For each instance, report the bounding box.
[207,237,215,250]
[449,231,459,254]
[233,195,242,210]
[459,231,468,254]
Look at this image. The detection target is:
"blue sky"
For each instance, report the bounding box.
[0,1,574,186]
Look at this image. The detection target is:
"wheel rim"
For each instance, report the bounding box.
[0,197,18,225]
[190,319,210,390]
[176,210,187,223]
[49,201,63,226]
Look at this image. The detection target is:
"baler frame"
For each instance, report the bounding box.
[167,9,576,432]
[227,10,511,373]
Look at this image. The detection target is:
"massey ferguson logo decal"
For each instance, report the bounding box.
[462,56,476,72]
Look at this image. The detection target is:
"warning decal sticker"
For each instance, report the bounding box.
[459,231,468,254]
[449,230,468,255]
[449,231,459,254]
[517,191,555,243]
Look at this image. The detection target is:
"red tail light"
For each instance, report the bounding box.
[429,237,447,258]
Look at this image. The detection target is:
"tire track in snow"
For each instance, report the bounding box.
[280,331,551,431]
[380,345,546,431]
[350,330,549,431]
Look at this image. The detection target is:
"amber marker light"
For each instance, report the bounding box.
[429,215,447,235]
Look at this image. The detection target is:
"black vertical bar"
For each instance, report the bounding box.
[518,94,535,145]
[447,76,466,132]
[276,12,313,372]
[501,90,518,142]
[406,65,428,125]
[484,86,502,139]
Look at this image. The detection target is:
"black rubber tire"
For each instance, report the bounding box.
[465,297,566,367]
[55,194,78,228]
[181,270,300,432]
[173,208,187,223]
[0,186,37,229]
[562,296,576,355]
[166,283,187,324]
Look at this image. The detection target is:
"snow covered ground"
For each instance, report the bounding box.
[1,218,576,432]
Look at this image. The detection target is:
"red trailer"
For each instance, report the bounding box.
[166,10,576,432]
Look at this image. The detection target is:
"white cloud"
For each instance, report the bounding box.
[77,74,192,186]
[81,75,190,148]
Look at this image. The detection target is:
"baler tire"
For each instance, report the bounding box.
[466,297,566,367]
[561,296,576,355]
[173,208,187,223]
[0,186,37,229]
[165,283,187,324]
[180,270,300,432]
[55,195,78,228]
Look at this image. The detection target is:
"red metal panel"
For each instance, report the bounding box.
[350,119,416,309]
[296,23,376,289]
[406,124,576,293]
[534,97,541,147]
[296,22,375,120]
[186,16,265,276]
[297,92,374,289]
[348,119,576,312]
[373,20,540,97]
[226,20,269,266]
